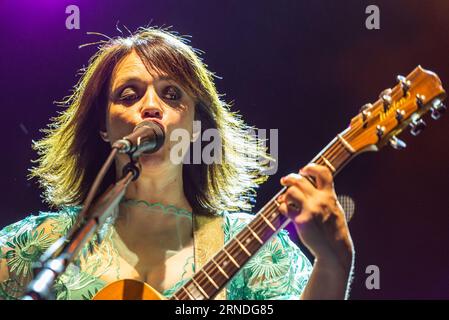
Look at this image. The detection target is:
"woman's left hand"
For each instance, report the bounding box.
[277,163,354,272]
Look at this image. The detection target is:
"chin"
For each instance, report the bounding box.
[137,149,168,168]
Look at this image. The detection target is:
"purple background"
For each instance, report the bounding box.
[1,0,449,299]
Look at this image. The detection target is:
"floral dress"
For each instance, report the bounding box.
[0,205,312,300]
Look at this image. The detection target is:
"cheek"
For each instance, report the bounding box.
[106,104,136,142]
[166,106,195,136]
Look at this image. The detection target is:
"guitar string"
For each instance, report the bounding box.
[93,143,348,300]
[177,146,350,299]
[188,83,419,298]
[335,79,422,144]
[188,87,426,298]
[181,146,351,300]
[187,144,348,284]
[133,86,422,299]
[174,197,280,300]
[345,85,406,143]
[174,143,350,299]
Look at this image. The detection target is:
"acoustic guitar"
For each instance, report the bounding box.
[93,66,446,300]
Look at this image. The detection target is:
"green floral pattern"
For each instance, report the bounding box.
[224,212,312,299]
[0,208,312,300]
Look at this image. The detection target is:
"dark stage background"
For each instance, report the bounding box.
[1,0,449,299]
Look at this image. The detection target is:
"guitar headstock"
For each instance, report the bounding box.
[346,66,446,153]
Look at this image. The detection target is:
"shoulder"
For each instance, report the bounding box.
[0,207,80,283]
[0,207,80,244]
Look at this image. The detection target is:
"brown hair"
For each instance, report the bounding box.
[29,27,271,215]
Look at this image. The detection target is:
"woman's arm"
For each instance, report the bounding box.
[300,250,354,299]
[277,164,355,300]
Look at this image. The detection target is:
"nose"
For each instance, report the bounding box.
[141,107,163,120]
[140,89,163,120]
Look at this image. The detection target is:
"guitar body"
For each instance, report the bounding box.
[93,279,165,300]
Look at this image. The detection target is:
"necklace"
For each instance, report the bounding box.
[119,198,193,220]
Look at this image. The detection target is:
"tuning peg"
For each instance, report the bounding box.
[359,103,372,113]
[416,94,426,109]
[376,125,386,139]
[397,75,411,96]
[431,99,447,120]
[379,89,392,112]
[396,109,406,122]
[360,103,372,127]
[389,136,407,150]
[409,117,426,136]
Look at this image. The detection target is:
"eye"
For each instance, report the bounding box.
[161,85,182,100]
[120,87,139,102]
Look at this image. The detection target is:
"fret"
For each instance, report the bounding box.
[223,248,240,268]
[182,286,195,300]
[267,207,283,228]
[173,127,361,300]
[235,238,251,256]
[211,258,229,279]
[191,278,209,299]
[201,269,220,289]
[247,225,263,244]
[172,293,180,300]
[260,213,276,231]
[337,133,355,153]
[311,133,353,175]
[320,155,336,173]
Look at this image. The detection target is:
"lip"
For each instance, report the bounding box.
[139,118,165,132]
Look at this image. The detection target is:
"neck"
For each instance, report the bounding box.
[113,160,193,251]
[119,160,192,212]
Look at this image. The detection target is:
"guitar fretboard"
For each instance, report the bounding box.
[170,128,354,300]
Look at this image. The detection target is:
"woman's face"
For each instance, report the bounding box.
[105,50,196,169]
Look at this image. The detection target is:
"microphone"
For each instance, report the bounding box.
[112,121,165,157]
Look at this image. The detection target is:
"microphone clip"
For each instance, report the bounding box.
[122,161,141,181]
[112,121,165,159]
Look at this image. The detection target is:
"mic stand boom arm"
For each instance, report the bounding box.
[22,151,140,300]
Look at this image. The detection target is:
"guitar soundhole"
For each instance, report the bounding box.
[123,280,145,300]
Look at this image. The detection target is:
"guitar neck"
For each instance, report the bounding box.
[170,128,355,300]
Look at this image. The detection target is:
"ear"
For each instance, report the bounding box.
[99,130,110,142]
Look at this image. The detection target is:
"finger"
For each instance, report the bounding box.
[277,201,290,218]
[280,173,315,195]
[277,187,306,218]
[284,187,307,217]
[300,163,333,190]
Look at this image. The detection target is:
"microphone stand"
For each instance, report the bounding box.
[22,150,141,300]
